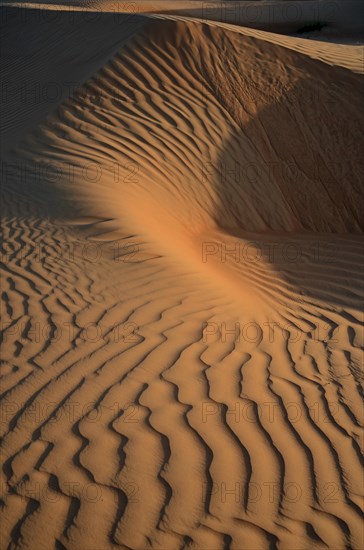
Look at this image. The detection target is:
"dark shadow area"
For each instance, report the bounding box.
[196,26,364,312]
[196,23,364,234]
[296,22,327,34]
[0,7,149,152]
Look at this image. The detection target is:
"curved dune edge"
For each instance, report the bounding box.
[1,6,364,550]
[2,1,364,74]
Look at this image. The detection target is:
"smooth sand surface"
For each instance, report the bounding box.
[1,2,363,549]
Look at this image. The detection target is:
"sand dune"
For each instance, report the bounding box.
[1,3,363,549]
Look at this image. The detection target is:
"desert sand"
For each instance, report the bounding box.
[1,1,363,549]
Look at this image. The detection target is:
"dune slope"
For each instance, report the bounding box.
[1,5,363,550]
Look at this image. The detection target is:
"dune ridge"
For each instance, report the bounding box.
[1,4,363,550]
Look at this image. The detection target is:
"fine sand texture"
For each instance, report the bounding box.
[1,2,363,549]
